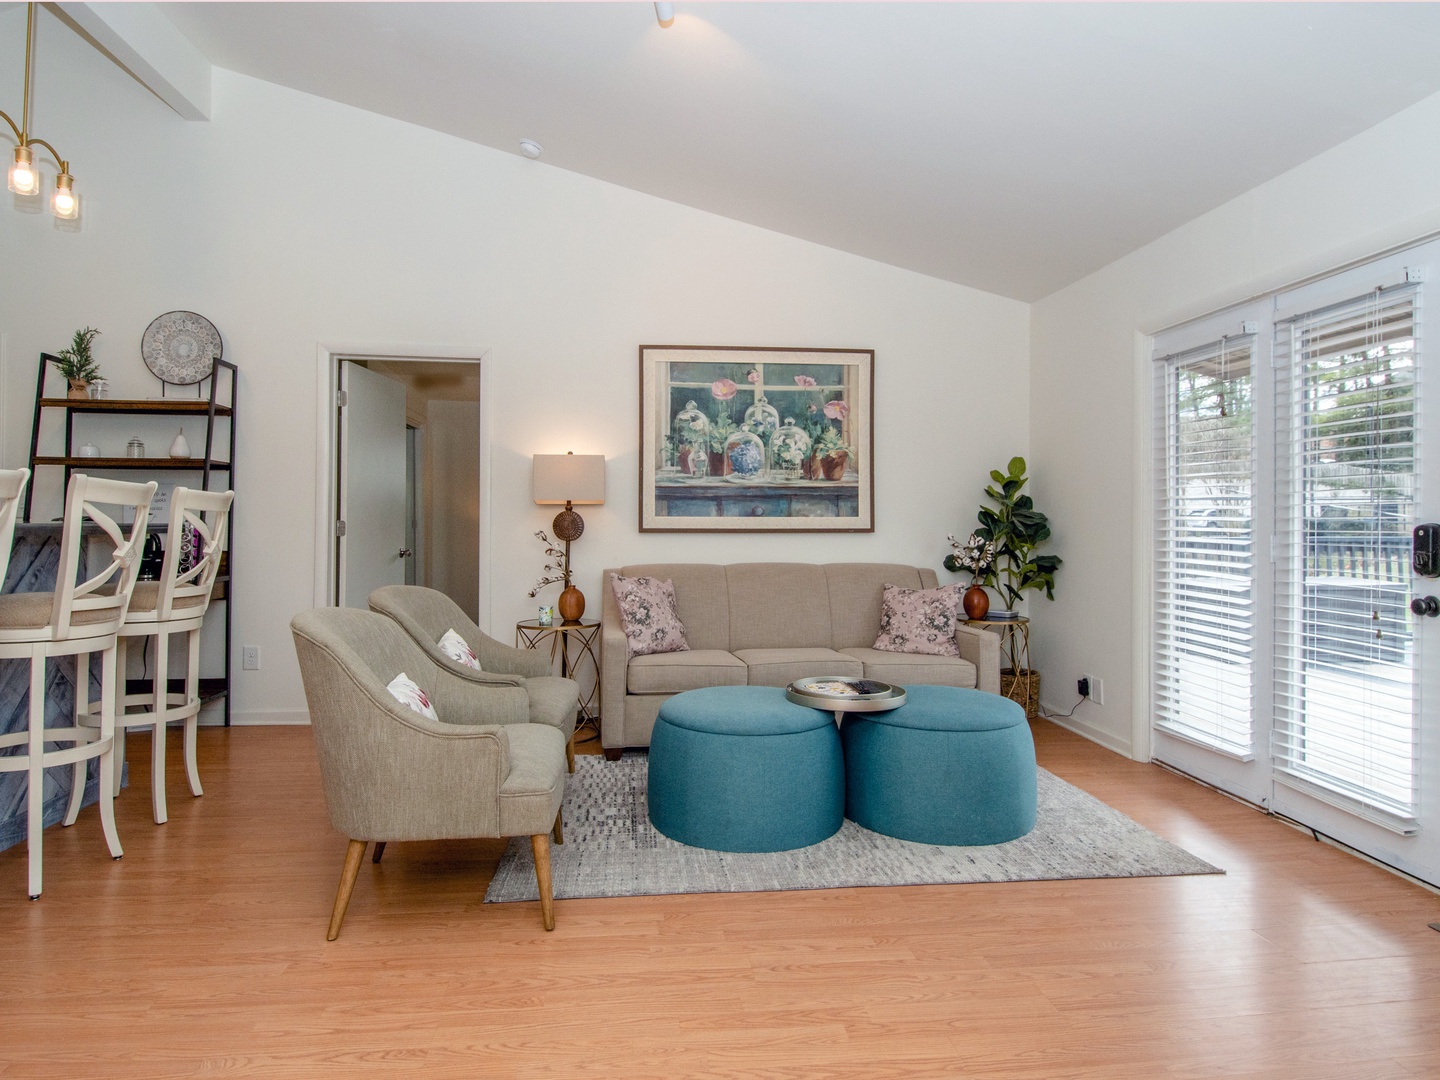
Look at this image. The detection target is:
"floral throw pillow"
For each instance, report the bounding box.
[872,584,962,657]
[437,628,481,670]
[386,672,439,720]
[610,574,689,657]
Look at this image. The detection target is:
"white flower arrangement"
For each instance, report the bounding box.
[527,530,571,598]
[945,532,996,583]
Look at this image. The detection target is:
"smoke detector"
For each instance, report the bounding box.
[519,139,543,160]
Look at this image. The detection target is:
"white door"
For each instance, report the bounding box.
[1152,239,1440,886]
[338,361,409,609]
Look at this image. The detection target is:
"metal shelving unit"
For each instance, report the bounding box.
[24,353,238,724]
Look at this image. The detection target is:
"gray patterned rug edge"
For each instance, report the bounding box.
[484,752,1222,903]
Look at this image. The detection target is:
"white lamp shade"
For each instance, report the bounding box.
[533,453,606,505]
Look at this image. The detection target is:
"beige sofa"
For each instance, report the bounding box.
[599,562,1001,758]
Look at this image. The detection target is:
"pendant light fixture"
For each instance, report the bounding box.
[3,4,79,220]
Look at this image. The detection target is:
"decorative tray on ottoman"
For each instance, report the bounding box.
[786,676,907,714]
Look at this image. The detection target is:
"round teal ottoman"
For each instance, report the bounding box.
[648,686,844,852]
[842,685,1036,846]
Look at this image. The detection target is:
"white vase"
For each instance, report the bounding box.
[169,428,190,458]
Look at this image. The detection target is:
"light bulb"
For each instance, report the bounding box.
[51,172,78,219]
[8,145,38,196]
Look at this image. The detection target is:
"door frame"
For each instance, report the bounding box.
[312,343,494,628]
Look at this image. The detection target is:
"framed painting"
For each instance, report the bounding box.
[639,345,874,532]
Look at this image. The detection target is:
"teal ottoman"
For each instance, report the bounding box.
[648,686,844,852]
[841,685,1036,846]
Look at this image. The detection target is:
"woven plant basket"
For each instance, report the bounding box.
[1001,668,1040,719]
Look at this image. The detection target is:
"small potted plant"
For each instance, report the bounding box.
[54,327,102,399]
[809,425,852,481]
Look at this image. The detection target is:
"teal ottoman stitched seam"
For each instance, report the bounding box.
[842,685,1037,846]
[648,687,844,853]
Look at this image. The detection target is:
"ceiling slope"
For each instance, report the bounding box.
[158,2,1440,301]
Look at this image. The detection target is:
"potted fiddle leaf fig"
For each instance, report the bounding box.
[975,456,1062,612]
[54,327,102,399]
[958,456,1061,718]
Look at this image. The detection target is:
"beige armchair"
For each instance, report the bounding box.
[290,607,567,937]
[368,585,580,770]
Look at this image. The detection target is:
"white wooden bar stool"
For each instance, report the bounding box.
[76,488,233,824]
[0,468,28,584]
[0,474,155,899]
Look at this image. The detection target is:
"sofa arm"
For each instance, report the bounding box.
[599,570,629,751]
[955,623,1001,695]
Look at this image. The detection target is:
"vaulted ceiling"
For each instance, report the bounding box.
[155,2,1440,302]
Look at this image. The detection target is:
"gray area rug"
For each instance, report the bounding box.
[484,753,1222,903]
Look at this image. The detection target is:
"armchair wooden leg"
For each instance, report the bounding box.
[566,735,575,774]
[530,834,555,931]
[552,808,563,845]
[327,839,367,941]
[602,747,623,762]
[372,841,386,864]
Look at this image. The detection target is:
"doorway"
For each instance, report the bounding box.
[334,357,482,620]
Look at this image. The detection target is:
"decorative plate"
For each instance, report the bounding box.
[141,311,222,385]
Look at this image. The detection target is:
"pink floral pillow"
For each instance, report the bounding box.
[610,574,689,657]
[872,584,962,657]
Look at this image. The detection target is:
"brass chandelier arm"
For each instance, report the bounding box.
[24,137,68,173]
[0,109,21,144]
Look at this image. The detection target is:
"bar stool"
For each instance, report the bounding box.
[0,468,28,584]
[0,474,156,898]
[76,488,233,824]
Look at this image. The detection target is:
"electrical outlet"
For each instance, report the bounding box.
[1079,674,1104,705]
[242,646,260,671]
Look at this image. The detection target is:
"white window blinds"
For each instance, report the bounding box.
[1153,335,1256,757]
[1272,284,1420,830]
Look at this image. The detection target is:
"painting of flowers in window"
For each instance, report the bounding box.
[639,345,874,532]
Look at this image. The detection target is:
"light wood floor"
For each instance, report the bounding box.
[3,720,1439,1078]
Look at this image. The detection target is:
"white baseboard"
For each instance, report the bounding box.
[1038,706,1138,760]
[223,709,312,727]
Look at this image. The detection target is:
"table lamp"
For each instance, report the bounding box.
[532,452,606,623]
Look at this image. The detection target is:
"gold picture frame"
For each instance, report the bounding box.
[639,345,874,533]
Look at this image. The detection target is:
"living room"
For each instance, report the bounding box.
[4,4,1440,1076]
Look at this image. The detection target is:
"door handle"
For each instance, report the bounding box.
[1411,596,1439,618]
[398,548,413,559]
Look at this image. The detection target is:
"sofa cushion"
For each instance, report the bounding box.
[824,564,930,649]
[611,574,689,656]
[617,564,730,651]
[839,647,978,689]
[873,584,963,657]
[627,650,748,695]
[733,647,863,687]
[726,563,834,650]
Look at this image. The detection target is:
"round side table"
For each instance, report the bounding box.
[515,620,602,738]
[965,615,1036,717]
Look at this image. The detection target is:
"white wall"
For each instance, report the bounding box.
[1031,89,1440,757]
[0,11,1029,724]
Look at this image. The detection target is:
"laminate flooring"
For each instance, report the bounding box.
[2,721,1438,1078]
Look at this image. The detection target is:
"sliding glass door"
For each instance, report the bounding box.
[1152,240,1440,885]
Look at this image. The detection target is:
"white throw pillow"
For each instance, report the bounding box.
[386,672,438,720]
[437,628,481,670]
